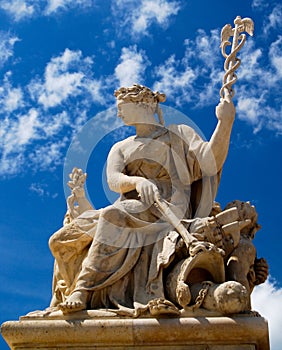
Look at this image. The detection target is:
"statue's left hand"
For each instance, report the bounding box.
[216,98,236,124]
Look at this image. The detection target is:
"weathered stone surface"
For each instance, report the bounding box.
[1,315,269,350]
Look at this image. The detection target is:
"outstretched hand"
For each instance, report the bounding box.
[136,178,160,205]
[215,97,236,124]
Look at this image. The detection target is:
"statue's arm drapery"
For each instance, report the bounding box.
[106,140,143,195]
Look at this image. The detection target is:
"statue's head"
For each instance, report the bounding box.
[114,84,166,126]
[114,84,166,104]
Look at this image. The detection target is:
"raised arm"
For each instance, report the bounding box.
[208,97,235,172]
[174,98,235,178]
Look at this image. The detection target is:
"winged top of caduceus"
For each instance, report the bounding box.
[220,16,254,100]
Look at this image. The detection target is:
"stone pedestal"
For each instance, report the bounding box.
[1,310,269,350]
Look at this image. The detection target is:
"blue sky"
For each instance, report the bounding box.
[0,0,282,349]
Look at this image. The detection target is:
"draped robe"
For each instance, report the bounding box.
[49,124,220,314]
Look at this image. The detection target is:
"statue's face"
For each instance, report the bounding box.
[117,100,155,126]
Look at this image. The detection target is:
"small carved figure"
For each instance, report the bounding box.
[165,203,265,314]
[224,200,268,308]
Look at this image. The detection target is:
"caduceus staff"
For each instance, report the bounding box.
[220,16,254,101]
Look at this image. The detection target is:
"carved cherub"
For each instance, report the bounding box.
[190,200,269,311]
[170,200,268,314]
[224,200,268,300]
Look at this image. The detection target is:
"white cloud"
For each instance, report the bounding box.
[15,109,40,146]
[132,0,181,34]
[194,29,220,69]
[29,183,46,197]
[1,0,178,31]
[1,109,40,155]
[0,0,35,21]
[153,55,196,105]
[236,93,267,134]
[234,36,282,134]
[192,29,222,107]
[269,35,282,78]
[37,49,84,108]
[153,29,221,106]
[263,4,282,36]
[44,0,94,15]
[0,47,109,178]
[0,32,19,66]
[29,138,68,171]
[0,89,98,175]
[44,0,62,15]
[112,0,181,36]
[4,87,23,111]
[0,153,24,176]
[0,107,83,176]
[0,108,41,176]
[237,97,260,124]
[28,49,104,109]
[114,45,149,87]
[42,111,70,137]
[0,72,24,112]
[86,79,107,106]
[252,278,282,350]
[29,182,59,198]
[251,0,267,9]
[236,42,263,83]
[0,0,96,20]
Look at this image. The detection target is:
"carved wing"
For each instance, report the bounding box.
[220,24,233,47]
[241,17,254,36]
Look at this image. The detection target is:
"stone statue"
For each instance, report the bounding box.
[46,82,268,318]
[49,82,230,315]
[45,16,268,318]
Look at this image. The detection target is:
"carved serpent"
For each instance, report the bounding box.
[220,33,247,99]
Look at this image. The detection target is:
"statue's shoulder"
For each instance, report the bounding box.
[167,124,198,138]
[109,135,135,153]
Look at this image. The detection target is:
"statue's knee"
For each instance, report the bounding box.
[49,233,58,251]
[100,205,120,223]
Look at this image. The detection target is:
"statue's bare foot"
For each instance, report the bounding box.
[59,290,88,314]
[148,298,180,317]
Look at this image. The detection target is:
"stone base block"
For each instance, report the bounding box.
[1,313,269,350]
